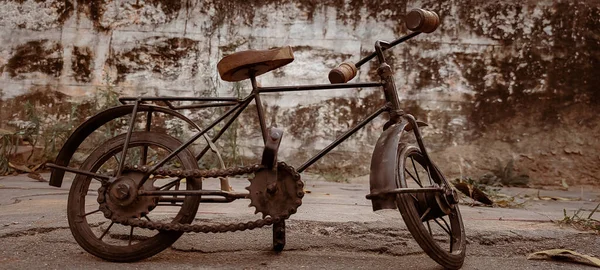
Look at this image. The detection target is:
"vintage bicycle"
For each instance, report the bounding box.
[48,8,466,269]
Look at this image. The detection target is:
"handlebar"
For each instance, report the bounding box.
[405,9,440,33]
[328,9,440,84]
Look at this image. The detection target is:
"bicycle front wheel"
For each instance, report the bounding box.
[396,145,466,269]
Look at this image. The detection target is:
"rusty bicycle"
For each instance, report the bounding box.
[48,8,466,269]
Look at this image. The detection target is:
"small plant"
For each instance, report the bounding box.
[41,103,79,161]
[558,203,600,234]
[95,73,121,111]
[0,129,17,175]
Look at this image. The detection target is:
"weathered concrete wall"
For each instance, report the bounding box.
[1,0,599,185]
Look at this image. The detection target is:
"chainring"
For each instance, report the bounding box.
[247,162,304,219]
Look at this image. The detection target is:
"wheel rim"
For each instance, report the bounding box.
[67,132,200,258]
[397,146,466,259]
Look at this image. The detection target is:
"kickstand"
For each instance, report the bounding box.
[273,220,285,252]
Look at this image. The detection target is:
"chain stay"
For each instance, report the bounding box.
[98,162,302,234]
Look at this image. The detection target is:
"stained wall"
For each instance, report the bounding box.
[1,0,599,185]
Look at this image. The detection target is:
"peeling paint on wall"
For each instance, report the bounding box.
[72,46,93,82]
[1,0,599,185]
[108,37,199,83]
[6,40,63,78]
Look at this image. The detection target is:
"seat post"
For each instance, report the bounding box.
[250,72,258,91]
[249,70,269,145]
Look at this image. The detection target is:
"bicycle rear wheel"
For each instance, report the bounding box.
[396,145,466,269]
[67,132,201,262]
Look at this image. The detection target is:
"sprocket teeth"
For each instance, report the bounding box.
[245,186,250,191]
[254,209,259,215]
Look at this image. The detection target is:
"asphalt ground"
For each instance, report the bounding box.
[1,173,599,269]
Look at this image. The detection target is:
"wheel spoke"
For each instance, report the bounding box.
[99,222,114,241]
[426,163,434,186]
[81,209,100,217]
[450,231,454,253]
[420,207,431,221]
[159,178,183,190]
[426,220,432,235]
[404,168,423,187]
[113,155,120,166]
[141,146,149,166]
[144,215,152,221]
[432,218,452,236]
[439,217,454,252]
[440,217,453,237]
[410,156,423,186]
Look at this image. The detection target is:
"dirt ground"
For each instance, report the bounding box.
[435,103,600,187]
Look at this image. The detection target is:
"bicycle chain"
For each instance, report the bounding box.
[97,162,303,234]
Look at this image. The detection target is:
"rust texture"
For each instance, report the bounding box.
[6,40,63,78]
[72,46,94,83]
[109,37,199,83]
[76,0,181,31]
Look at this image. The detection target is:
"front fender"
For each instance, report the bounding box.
[49,105,201,187]
[368,119,428,211]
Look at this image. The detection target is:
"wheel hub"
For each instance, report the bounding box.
[100,171,158,219]
[108,177,137,206]
[412,187,455,221]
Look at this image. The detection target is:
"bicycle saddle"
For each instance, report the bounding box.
[217,46,294,82]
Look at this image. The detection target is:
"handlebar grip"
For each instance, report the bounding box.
[328,62,358,84]
[405,9,440,33]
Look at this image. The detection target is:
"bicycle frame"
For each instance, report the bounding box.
[49,31,433,193]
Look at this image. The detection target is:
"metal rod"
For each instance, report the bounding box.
[99,222,114,240]
[365,187,443,200]
[374,40,389,64]
[81,209,101,217]
[142,110,152,165]
[119,96,239,103]
[195,97,254,160]
[297,105,387,173]
[116,99,140,178]
[171,102,239,110]
[355,32,421,68]
[200,198,236,203]
[140,189,249,199]
[158,197,237,203]
[255,93,268,145]
[405,168,423,187]
[47,163,111,181]
[258,82,383,93]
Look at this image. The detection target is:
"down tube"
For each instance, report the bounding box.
[297,106,387,173]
